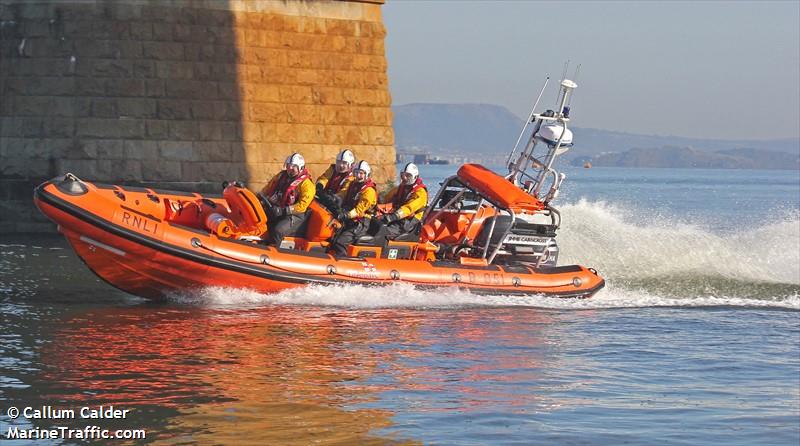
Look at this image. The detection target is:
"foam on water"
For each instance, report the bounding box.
[558,199,800,285]
[174,282,799,310]
[173,199,799,311]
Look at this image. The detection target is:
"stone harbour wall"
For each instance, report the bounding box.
[0,0,394,233]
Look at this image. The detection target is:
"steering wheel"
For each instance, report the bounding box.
[257,192,276,219]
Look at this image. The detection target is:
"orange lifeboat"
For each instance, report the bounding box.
[33,170,604,301]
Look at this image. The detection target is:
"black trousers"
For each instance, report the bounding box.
[267,212,309,246]
[384,218,421,240]
[330,219,370,256]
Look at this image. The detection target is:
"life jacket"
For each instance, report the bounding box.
[271,168,311,207]
[392,177,427,209]
[343,178,376,217]
[325,165,352,194]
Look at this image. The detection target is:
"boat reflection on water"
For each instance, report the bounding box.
[24,299,567,444]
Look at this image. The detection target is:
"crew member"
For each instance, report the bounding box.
[329,160,377,256]
[260,153,314,246]
[316,148,355,197]
[380,163,428,240]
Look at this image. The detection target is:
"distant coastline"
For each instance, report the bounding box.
[571,146,800,170]
[392,103,800,170]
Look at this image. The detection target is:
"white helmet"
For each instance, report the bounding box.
[354,160,371,178]
[335,149,355,173]
[401,162,419,185]
[285,152,305,170]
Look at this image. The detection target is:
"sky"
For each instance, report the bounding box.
[383,1,800,141]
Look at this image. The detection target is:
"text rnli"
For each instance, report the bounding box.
[118,208,162,237]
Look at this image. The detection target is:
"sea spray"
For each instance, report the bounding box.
[170,283,799,311]
[557,199,800,285]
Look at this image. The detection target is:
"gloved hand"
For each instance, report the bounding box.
[381,212,399,225]
[273,207,290,218]
[336,211,348,222]
[222,180,244,190]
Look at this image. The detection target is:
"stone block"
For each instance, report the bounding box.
[45,118,75,138]
[285,104,321,125]
[76,119,111,138]
[217,82,239,101]
[90,59,133,77]
[62,19,93,38]
[279,85,313,104]
[195,8,234,27]
[159,140,194,161]
[98,159,142,181]
[133,60,156,78]
[196,121,223,141]
[130,22,153,40]
[74,78,105,96]
[7,77,74,96]
[230,142,246,162]
[184,161,247,182]
[116,119,146,139]
[28,38,72,59]
[142,41,184,60]
[151,22,174,40]
[118,98,157,118]
[0,179,39,201]
[168,121,197,140]
[248,102,285,122]
[15,3,51,20]
[141,159,181,182]
[107,2,142,21]
[194,141,233,162]
[190,102,215,120]
[202,44,237,63]
[20,118,44,137]
[76,118,143,139]
[145,120,168,139]
[241,123,262,143]
[0,118,18,137]
[141,5,178,24]
[91,20,129,41]
[363,145,395,165]
[220,122,242,141]
[123,140,159,160]
[106,79,146,97]
[312,87,345,106]
[81,139,124,159]
[21,19,50,37]
[12,96,73,117]
[157,100,192,119]
[214,101,242,121]
[145,79,165,97]
[156,61,194,79]
[2,137,43,159]
[91,98,118,118]
[165,80,217,99]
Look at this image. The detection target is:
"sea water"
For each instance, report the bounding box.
[1,166,798,445]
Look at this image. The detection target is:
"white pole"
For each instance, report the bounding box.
[507,76,549,167]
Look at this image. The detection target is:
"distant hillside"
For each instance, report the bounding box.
[393,103,523,153]
[573,146,800,170]
[392,103,800,166]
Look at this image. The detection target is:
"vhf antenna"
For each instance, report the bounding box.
[568,64,581,107]
[506,76,549,167]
